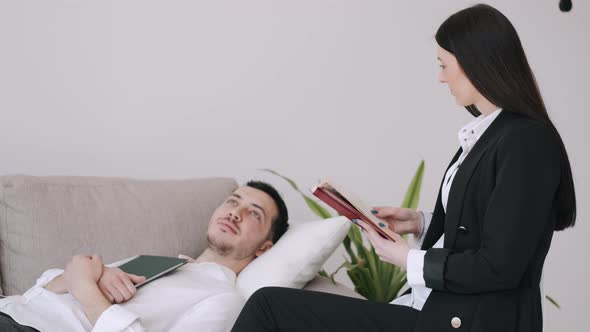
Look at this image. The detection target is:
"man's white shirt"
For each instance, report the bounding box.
[0,262,244,332]
[392,109,502,310]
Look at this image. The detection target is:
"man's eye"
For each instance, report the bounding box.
[439,65,446,69]
[250,211,261,221]
[227,199,237,205]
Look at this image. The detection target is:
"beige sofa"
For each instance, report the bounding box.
[0,175,361,299]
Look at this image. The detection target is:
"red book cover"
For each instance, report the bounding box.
[312,182,397,242]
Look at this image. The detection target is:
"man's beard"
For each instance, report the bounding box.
[207,233,263,260]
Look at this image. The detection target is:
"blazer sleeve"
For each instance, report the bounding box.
[423,123,562,294]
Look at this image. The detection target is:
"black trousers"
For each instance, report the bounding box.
[231,287,420,332]
[0,312,40,332]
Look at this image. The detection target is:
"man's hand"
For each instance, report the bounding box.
[45,255,105,294]
[98,267,146,303]
[63,254,112,325]
[63,254,104,296]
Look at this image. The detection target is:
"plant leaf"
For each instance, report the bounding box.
[302,196,333,219]
[545,295,561,309]
[401,160,425,209]
[260,168,302,191]
[342,233,358,265]
[261,168,333,219]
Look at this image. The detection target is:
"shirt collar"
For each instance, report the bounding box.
[458,109,502,154]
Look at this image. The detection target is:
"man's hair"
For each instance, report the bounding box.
[246,180,289,243]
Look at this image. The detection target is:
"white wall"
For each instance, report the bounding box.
[1,0,588,330]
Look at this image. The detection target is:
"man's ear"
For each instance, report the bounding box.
[255,240,273,257]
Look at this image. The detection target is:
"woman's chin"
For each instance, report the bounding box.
[455,98,469,107]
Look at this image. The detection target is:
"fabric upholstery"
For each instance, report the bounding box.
[0,175,237,295]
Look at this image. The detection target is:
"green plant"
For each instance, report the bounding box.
[262,161,424,303]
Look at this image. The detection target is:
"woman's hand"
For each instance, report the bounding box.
[371,206,423,237]
[353,219,410,270]
[98,267,145,303]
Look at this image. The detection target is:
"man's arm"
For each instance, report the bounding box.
[42,255,145,331]
[71,282,113,325]
[44,274,67,294]
[74,284,148,332]
[62,255,112,324]
[46,263,145,305]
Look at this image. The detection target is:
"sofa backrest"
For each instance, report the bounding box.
[0,175,238,295]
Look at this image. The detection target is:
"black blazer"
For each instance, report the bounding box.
[413,111,561,332]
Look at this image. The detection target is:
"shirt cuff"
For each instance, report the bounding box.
[407,211,433,249]
[35,269,64,288]
[406,249,427,287]
[419,211,433,239]
[92,304,141,332]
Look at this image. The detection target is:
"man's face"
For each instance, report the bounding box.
[207,186,278,260]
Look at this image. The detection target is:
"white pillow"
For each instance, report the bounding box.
[236,216,350,299]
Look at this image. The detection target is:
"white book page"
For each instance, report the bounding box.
[319,179,384,226]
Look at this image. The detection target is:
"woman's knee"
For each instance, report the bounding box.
[248,286,289,304]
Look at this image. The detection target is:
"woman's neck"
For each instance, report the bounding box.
[475,97,499,116]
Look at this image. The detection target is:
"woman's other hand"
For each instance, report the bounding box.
[353,219,410,270]
[371,206,424,237]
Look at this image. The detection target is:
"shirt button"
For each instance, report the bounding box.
[451,317,462,328]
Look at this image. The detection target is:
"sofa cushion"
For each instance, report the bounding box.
[0,175,238,295]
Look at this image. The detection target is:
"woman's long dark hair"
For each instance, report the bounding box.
[435,4,576,230]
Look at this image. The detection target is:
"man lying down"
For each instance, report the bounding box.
[0,181,289,332]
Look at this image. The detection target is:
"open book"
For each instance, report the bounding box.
[311,179,398,242]
[117,255,188,288]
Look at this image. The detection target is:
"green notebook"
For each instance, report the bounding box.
[117,255,188,288]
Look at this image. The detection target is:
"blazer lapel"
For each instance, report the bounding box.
[443,111,512,248]
[421,148,462,250]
